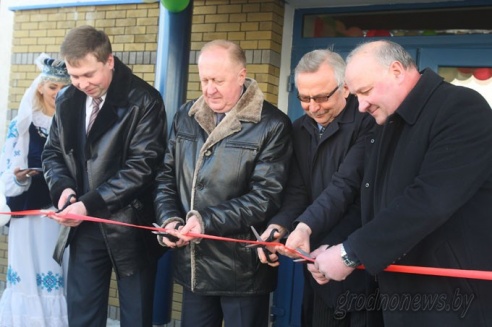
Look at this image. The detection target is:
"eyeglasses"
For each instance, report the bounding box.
[297,85,340,104]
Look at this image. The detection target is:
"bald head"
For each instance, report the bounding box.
[345,40,421,125]
[347,40,417,70]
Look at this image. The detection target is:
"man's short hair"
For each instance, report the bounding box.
[199,39,246,68]
[61,25,112,67]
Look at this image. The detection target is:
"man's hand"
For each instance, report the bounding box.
[277,222,311,259]
[159,221,189,248]
[174,215,202,242]
[57,188,76,211]
[308,243,355,285]
[52,188,82,227]
[306,245,330,284]
[257,224,286,267]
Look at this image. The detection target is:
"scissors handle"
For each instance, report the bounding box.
[264,228,279,242]
[253,227,279,264]
[56,194,76,213]
[153,222,183,243]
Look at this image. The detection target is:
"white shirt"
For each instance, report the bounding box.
[85,95,107,131]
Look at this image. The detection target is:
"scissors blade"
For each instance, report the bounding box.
[246,226,264,248]
[152,223,166,235]
[294,247,314,262]
[296,247,311,257]
[250,226,263,242]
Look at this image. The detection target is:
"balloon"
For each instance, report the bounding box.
[161,0,190,12]
[335,19,347,36]
[457,67,473,74]
[454,71,472,81]
[422,29,436,36]
[438,67,458,83]
[365,29,391,37]
[344,27,364,37]
[473,68,492,81]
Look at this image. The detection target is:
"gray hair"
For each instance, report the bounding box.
[199,39,246,68]
[294,49,346,87]
[347,40,417,70]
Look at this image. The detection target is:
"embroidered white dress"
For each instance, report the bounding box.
[0,213,68,327]
[0,90,68,326]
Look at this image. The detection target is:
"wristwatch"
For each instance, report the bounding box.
[341,244,361,268]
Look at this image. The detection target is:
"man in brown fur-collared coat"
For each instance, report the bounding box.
[154,40,293,327]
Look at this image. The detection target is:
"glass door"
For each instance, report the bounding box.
[418,48,492,107]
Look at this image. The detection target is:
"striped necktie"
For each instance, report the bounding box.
[216,113,225,126]
[87,97,102,133]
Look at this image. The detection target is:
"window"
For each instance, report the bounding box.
[303,6,492,38]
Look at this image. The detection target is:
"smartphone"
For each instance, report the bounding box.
[23,167,43,171]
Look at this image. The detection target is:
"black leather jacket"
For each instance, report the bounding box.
[155,78,293,295]
[43,57,167,278]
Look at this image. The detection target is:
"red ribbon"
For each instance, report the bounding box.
[6,209,492,281]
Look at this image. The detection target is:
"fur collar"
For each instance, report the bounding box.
[189,78,264,136]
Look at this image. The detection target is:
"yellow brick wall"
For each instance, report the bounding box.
[188,0,284,105]
[2,0,285,324]
[8,3,159,115]
[0,230,7,288]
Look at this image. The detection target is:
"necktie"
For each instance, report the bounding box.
[87,97,102,133]
[216,113,225,126]
[319,126,326,138]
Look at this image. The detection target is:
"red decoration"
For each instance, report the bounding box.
[457,67,474,74]
[314,17,324,38]
[345,27,364,37]
[473,68,492,81]
[365,29,391,37]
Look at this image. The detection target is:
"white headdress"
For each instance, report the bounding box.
[0,53,69,198]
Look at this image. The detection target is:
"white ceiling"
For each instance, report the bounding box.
[284,0,460,9]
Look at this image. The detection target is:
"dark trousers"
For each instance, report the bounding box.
[312,292,368,327]
[67,222,157,327]
[181,288,270,327]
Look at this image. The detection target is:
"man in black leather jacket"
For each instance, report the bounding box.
[154,40,292,327]
[42,25,167,327]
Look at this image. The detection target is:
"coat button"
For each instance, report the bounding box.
[132,199,142,209]
[365,183,370,188]
[370,138,375,143]
[204,150,212,156]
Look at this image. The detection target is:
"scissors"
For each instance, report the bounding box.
[152,222,183,243]
[247,226,279,264]
[293,247,315,263]
[56,193,77,213]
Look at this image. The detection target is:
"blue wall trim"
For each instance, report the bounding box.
[9,0,153,11]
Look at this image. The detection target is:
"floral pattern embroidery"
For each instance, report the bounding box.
[37,271,64,292]
[6,265,21,285]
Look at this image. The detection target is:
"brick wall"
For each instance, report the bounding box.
[7,3,160,120]
[189,0,284,105]
[1,0,285,324]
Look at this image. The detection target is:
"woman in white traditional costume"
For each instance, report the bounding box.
[0,54,70,327]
